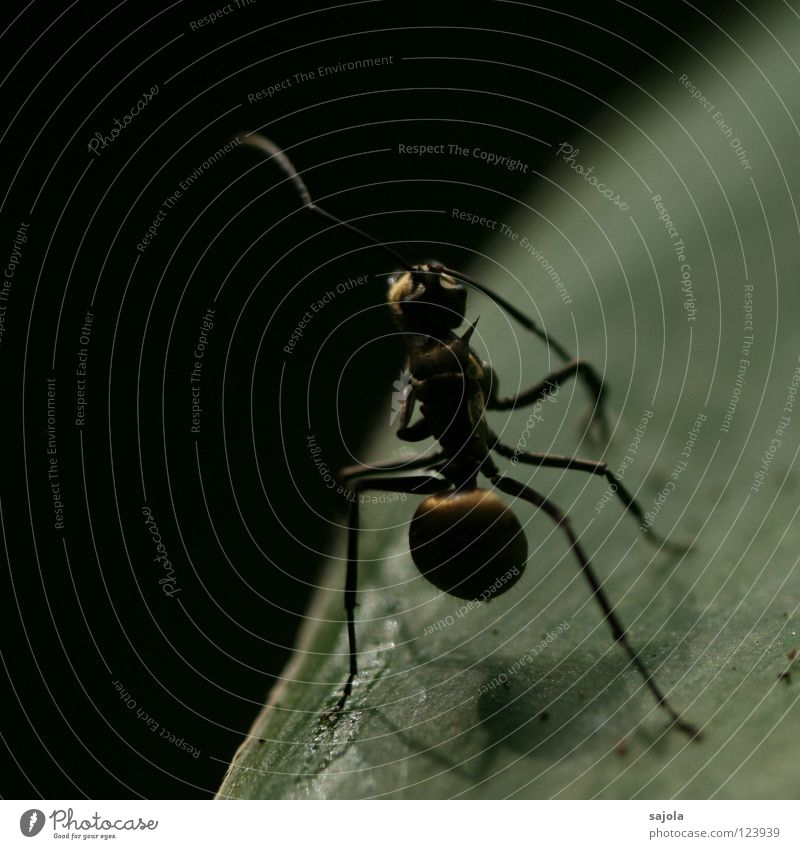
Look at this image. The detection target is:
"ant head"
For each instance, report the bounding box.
[409,489,528,600]
[388,263,467,334]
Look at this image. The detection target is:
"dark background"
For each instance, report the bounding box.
[0,0,748,799]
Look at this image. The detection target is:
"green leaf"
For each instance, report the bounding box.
[218,7,800,799]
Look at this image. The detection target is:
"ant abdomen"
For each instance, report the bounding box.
[409,489,528,600]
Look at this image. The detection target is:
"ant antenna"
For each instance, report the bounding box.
[234,133,414,273]
[235,133,570,363]
[431,263,571,362]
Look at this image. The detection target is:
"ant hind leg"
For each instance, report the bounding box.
[489,473,700,740]
[489,438,688,553]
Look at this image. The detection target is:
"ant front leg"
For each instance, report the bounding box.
[338,386,439,482]
[338,450,444,482]
[333,473,449,714]
[395,384,432,442]
[486,358,609,441]
[490,473,700,740]
[489,438,687,554]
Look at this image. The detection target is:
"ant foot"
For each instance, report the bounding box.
[643,528,694,556]
[674,716,703,741]
[583,408,612,447]
[321,673,356,725]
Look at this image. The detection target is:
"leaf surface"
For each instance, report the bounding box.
[219,8,800,799]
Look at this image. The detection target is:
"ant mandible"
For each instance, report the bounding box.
[237,133,700,740]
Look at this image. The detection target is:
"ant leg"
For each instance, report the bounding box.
[398,420,432,442]
[486,358,609,440]
[395,386,432,442]
[335,498,360,712]
[397,418,432,442]
[489,439,686,554]
[333,473,450,712]
[490,473,700,739]
[339,375,438,481]
[338,450,444,482]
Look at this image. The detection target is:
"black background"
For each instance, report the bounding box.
[0,0,748,799]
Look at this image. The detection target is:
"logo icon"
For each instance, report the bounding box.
[19,809,46,837]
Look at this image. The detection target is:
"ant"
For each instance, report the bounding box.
[237,133,700,740]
